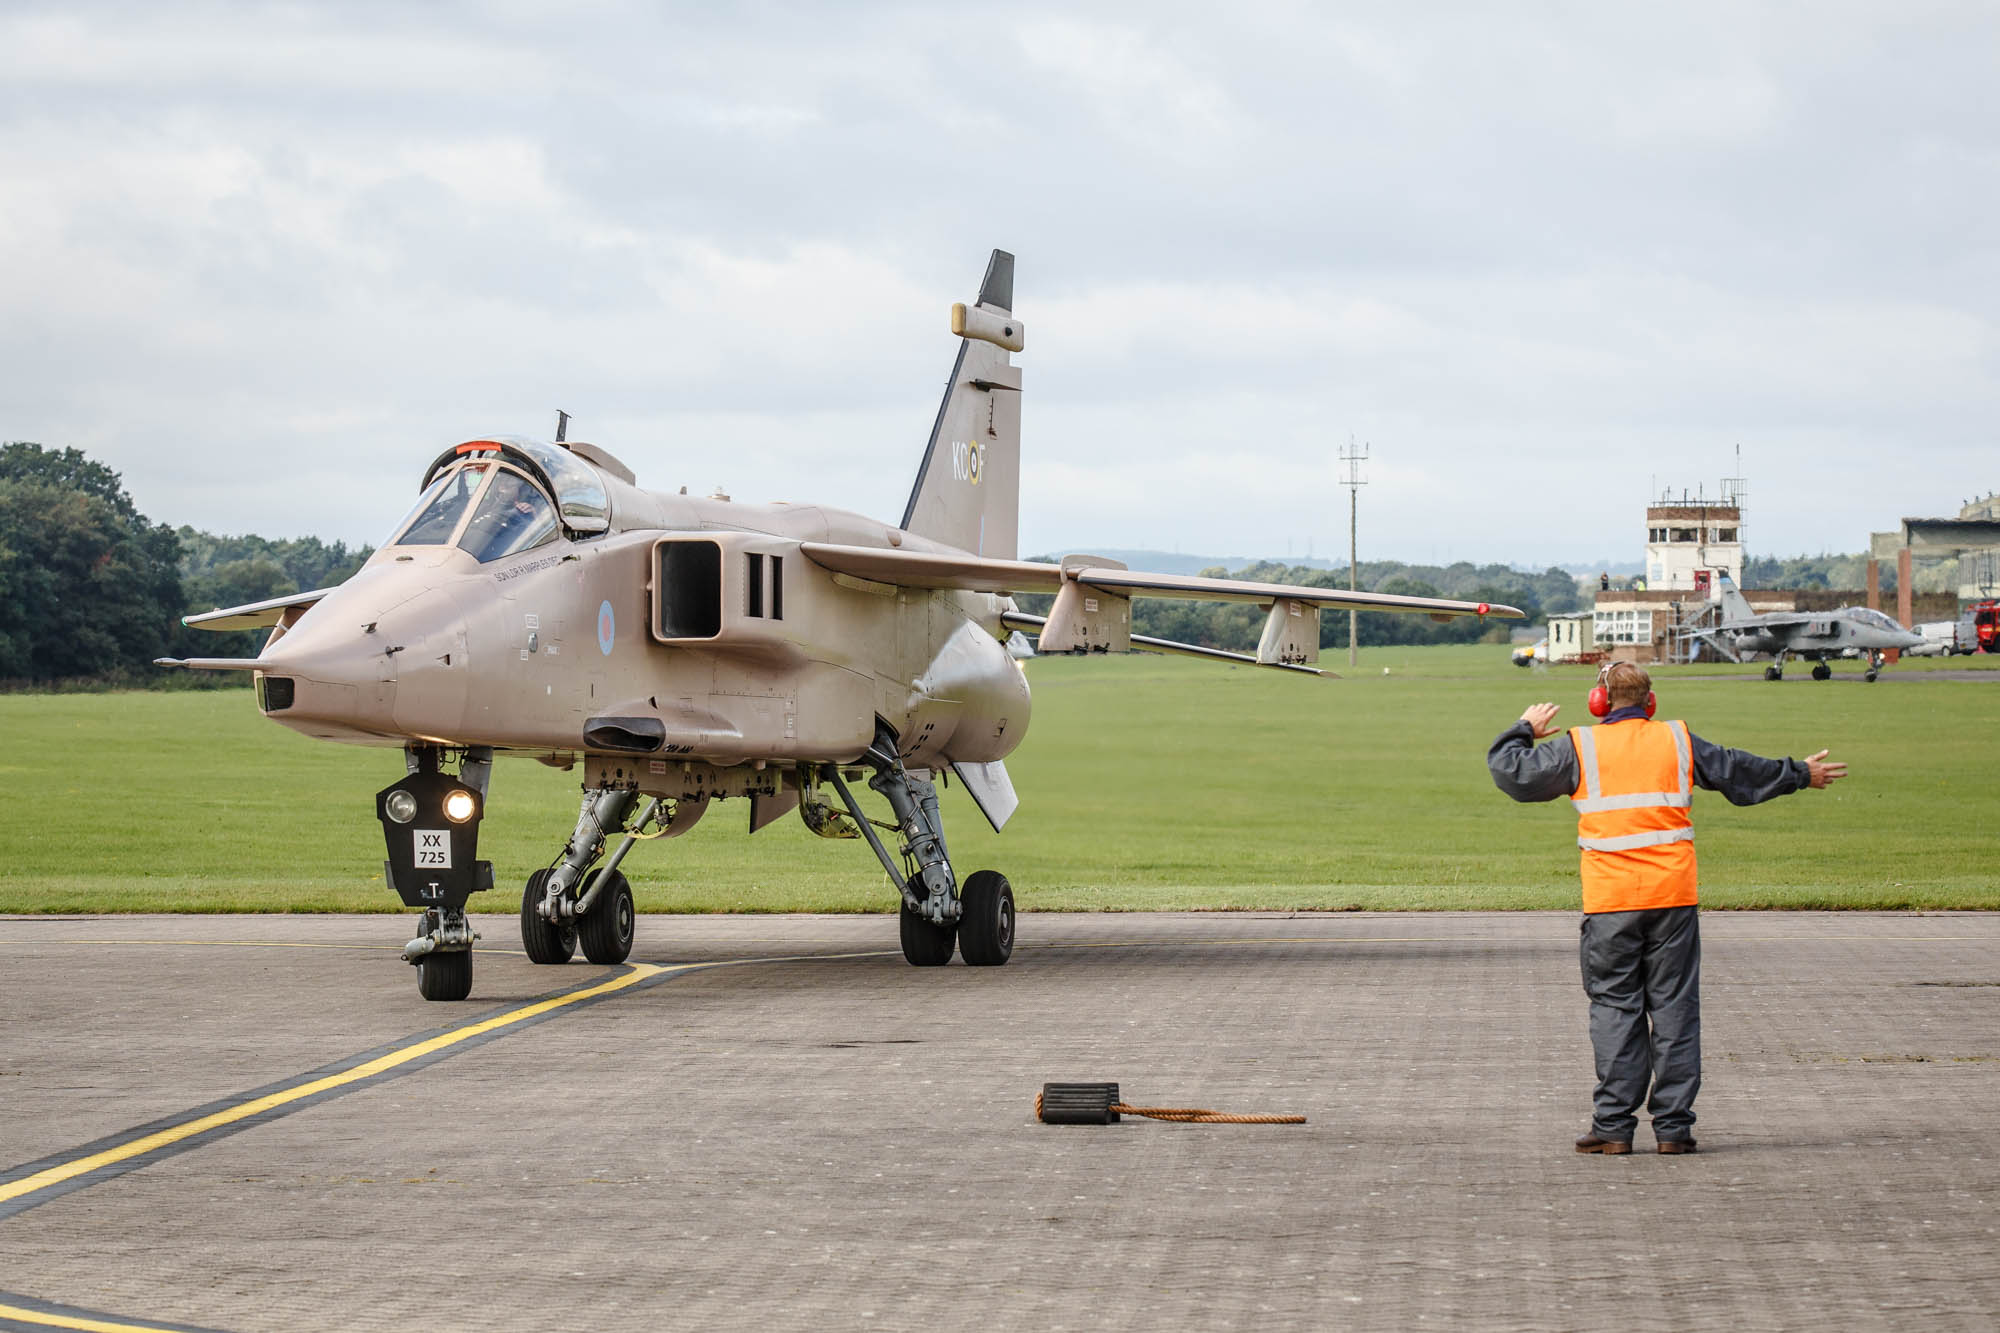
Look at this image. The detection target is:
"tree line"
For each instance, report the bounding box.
[0,442,369,685]
[2,439,1921,683]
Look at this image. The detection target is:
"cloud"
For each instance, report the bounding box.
[1,1,1995,566]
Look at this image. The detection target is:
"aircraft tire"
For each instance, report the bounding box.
[1763,666,1781,681]
[957,870,1015,967]
[577,869,635,965]
[899,901,956,967]
[1865,669,1879,682]
[416,948,472,1002]
[520,869,577,965]
[1812,663,1831,681]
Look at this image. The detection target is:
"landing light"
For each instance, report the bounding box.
[443,789,478,823]
[385,790,418,824]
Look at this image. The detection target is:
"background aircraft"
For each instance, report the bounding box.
[1704,573,1922,681]
[162,250,1520,1001]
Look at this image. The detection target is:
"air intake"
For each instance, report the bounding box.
[583,716,666,753]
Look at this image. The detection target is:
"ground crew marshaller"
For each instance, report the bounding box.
[1486,661,1846,1155]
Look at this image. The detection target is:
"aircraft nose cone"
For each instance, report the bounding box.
[255,617,399,737]
[251,563,469,740]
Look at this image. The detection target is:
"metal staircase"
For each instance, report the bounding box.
[1664,599,1736,665]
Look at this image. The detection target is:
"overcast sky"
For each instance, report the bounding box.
[3,2,1995,569]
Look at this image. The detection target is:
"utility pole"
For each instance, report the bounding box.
[1339,438,1369,668]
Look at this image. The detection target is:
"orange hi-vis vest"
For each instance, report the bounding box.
[1569,718,1698,914]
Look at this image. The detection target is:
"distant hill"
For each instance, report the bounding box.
[1036,549,1336,575]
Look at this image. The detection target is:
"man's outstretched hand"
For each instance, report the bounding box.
[1804,749,1847,788]
[1520,702,1561,739]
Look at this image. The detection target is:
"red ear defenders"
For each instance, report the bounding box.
[1587,665,1656,718]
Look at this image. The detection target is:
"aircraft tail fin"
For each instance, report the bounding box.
[899,249,1022,559]
[1715,572,1754,622]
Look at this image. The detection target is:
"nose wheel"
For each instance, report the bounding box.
[415,947,472,1002]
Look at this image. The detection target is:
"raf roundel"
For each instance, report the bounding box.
[596,600,615,656]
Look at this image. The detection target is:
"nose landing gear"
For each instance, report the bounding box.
[378,746,493,1002]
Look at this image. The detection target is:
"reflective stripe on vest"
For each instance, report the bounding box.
[1578,826,1696,853]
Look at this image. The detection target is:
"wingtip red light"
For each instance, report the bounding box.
[1477,602,1490,616]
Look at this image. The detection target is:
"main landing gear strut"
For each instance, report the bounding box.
[520,787,646,967]
[821,723,1014,968]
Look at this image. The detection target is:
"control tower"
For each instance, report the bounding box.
[1643,474,1745,596]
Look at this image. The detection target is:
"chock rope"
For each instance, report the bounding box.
[1036,1083,1305,1125]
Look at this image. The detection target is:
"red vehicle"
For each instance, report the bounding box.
[1962,599,2000,653]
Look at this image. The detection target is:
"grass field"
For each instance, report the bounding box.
[1,644,1994,914]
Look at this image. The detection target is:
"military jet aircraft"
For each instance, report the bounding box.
[160,250,1520,1001]
[1705,573,1922,681]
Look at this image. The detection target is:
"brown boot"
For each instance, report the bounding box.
[1656,1139,1699,1155]
[1575,1135,1632,1155]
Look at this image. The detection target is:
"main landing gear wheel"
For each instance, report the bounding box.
[520,868,576,965]
[899,901,957,967]
[577,868,635,965]
[1764,665,1782,681]
[416,948,472,1002]
[957,870,1015,966]
[1864,668,1880,682]
[1812,662,1832,681]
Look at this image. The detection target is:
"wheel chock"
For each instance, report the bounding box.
[1038,1082,1121,1124]
[1036,1082,1306,1125]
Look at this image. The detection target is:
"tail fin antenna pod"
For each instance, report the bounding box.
[900,248,1022,559]
[1042,558,1131,653]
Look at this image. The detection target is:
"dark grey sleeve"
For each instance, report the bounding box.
[1487,721,1580,803]
[1689,732,1811,806]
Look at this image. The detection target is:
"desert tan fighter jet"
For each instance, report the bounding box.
[160,251,1521,1001]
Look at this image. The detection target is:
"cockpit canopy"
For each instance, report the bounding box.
[1852,608,1904,634]
[386,437,612,562]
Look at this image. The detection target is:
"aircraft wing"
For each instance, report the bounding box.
[798,543,1523,619]
[799,544,1061,595]
[182,587,336,631]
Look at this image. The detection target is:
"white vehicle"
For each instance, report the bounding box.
[1906,621,1963,657]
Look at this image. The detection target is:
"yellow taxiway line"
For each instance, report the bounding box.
[0,962,665,1211]
[0,1299,199,1333]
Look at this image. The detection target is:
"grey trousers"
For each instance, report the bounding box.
[1579,906,1700,1142]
